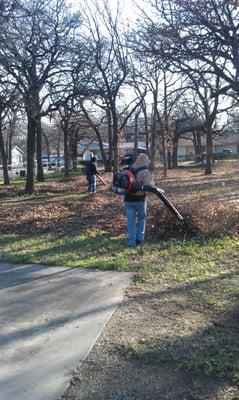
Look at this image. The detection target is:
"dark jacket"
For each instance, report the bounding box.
[86,161,98,178]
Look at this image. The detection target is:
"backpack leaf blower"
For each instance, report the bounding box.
[112,170,184,222]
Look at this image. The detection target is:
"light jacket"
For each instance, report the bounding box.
[125,153,153,201]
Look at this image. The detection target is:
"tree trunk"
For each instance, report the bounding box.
[106,108,113,172]
[204,130,213,175]
[112,109,119,172]
[64,127,69,177]
[162,129,167,177]
[71,130,78,171]
[134,111,139,151]
[80,101,109,172]
[36,117,44,182]
[142,101,149,152]
[172,135,178,168]
[163,71,170,174]
[150,103,157,171]
[193,130,202,157]
[0,117,10,185]
[167,149,172,169]
[25,114,36,194]
[8,111,17,167]
[43,133,51,170]
[57,132,61,168]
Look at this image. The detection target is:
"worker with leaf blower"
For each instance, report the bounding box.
[124,153,152,247]
[112,152,183,247]
[85,156,99,193]
[116,152,153,247]
[85,156,107,193]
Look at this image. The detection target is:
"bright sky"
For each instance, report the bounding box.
[67,0,141,23]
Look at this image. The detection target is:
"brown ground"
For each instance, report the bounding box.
[62,288,238,400]
[0,162,238,239]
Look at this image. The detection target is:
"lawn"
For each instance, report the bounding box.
[0,161,239,399]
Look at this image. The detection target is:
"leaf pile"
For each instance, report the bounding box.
[148,199,239,239]
[0,190,238,239]
[0,165,238,239]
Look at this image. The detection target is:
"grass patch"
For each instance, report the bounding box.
[0,169,82,185]
[44,170,83,181]
[0,192,87,207]
[126,324,239,381]
[0,232,138,271]
[138,236,238,283]
[0,233,238,296]
[114,235,239,383]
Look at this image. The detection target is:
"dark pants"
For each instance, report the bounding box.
[87,175,96,193]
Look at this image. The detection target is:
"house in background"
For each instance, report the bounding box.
[178,134,239,159]
[11,146,24,167]
[213,135,239,154]
[79,141,109,161]
[0,146,24,169]
[78,141,147,161]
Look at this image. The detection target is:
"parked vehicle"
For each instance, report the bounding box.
[213,149,233,160]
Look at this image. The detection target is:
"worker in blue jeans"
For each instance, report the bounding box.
[124,153,153,247]
[86,156,98,193]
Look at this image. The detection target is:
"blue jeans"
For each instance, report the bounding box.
[124,201,147,247]
[88,175,96,192]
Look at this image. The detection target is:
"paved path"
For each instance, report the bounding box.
[0,262,133,400]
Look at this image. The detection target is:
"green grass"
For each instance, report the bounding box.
[44,170,83,181]
[0,191,87,207]
[114,235,238,383]
[0,170,82,185]
[0,232,237,285]
[126,326,239,381]
[0,231,136,271]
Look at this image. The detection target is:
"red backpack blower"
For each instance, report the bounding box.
[112,168,183,222]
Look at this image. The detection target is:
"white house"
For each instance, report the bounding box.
[0,146,24,168]
[78,141,147,161]
[178,134,239,159]
[11,146,24,167]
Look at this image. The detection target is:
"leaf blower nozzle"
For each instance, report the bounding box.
[134,184,184,221]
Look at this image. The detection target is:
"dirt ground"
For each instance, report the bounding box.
[62,284,238,400]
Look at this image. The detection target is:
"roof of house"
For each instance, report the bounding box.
[78,141,147,151]
[121,142,147,150]
[78,141,109,151]
[12,146,24,154]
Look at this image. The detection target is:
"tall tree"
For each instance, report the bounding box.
[80,0,132,171]
[145,0,239,97]
[0,69,19,184]
[0,0,81,193]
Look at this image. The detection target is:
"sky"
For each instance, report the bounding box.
[67,0,142,23]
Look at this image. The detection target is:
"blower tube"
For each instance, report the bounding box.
[134,184,184,222]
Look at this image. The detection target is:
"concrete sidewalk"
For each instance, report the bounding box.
[0,262,133,400]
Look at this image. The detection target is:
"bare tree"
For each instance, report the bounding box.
[0,0,82,193]
[79,0,134,171]
[0,70,20,184]
[144,0,239,97]
[132,0,237,173]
